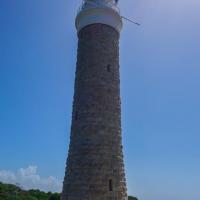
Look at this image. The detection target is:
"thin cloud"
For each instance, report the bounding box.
[0,166,62,193]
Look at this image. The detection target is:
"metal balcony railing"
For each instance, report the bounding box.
[77,0,120,15]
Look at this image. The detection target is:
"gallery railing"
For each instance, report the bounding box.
[77,0,120,15]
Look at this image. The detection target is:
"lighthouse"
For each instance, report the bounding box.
[61,0,127,200]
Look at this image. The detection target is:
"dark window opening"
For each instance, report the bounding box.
[109,179,113,191]
[75,111,78,121]
[107,64,111,72]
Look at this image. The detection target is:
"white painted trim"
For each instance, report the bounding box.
[75,7,123,33]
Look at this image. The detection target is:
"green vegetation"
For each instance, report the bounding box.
[0,182,60,200]
[128,196,138,200]
[0,182,137,200]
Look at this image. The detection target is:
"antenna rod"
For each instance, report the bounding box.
[121,16,140,26]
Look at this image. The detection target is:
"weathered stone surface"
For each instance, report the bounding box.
[61,24,127,200]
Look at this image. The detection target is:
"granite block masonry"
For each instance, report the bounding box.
[61,1,127,200]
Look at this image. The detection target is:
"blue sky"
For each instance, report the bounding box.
[0,0,200,199]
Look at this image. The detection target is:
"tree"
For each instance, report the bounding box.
[49,193,60,200]
[128,196,138,200]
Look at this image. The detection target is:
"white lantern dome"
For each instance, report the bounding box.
[75,0,122,33]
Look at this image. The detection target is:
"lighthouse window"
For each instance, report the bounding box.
[109,179,113,191]
[75,111,78,120]
[107,64,111,72]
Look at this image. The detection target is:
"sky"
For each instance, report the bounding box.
[0,0,200,199]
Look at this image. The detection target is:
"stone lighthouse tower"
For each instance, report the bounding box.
[61,0,127,200]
